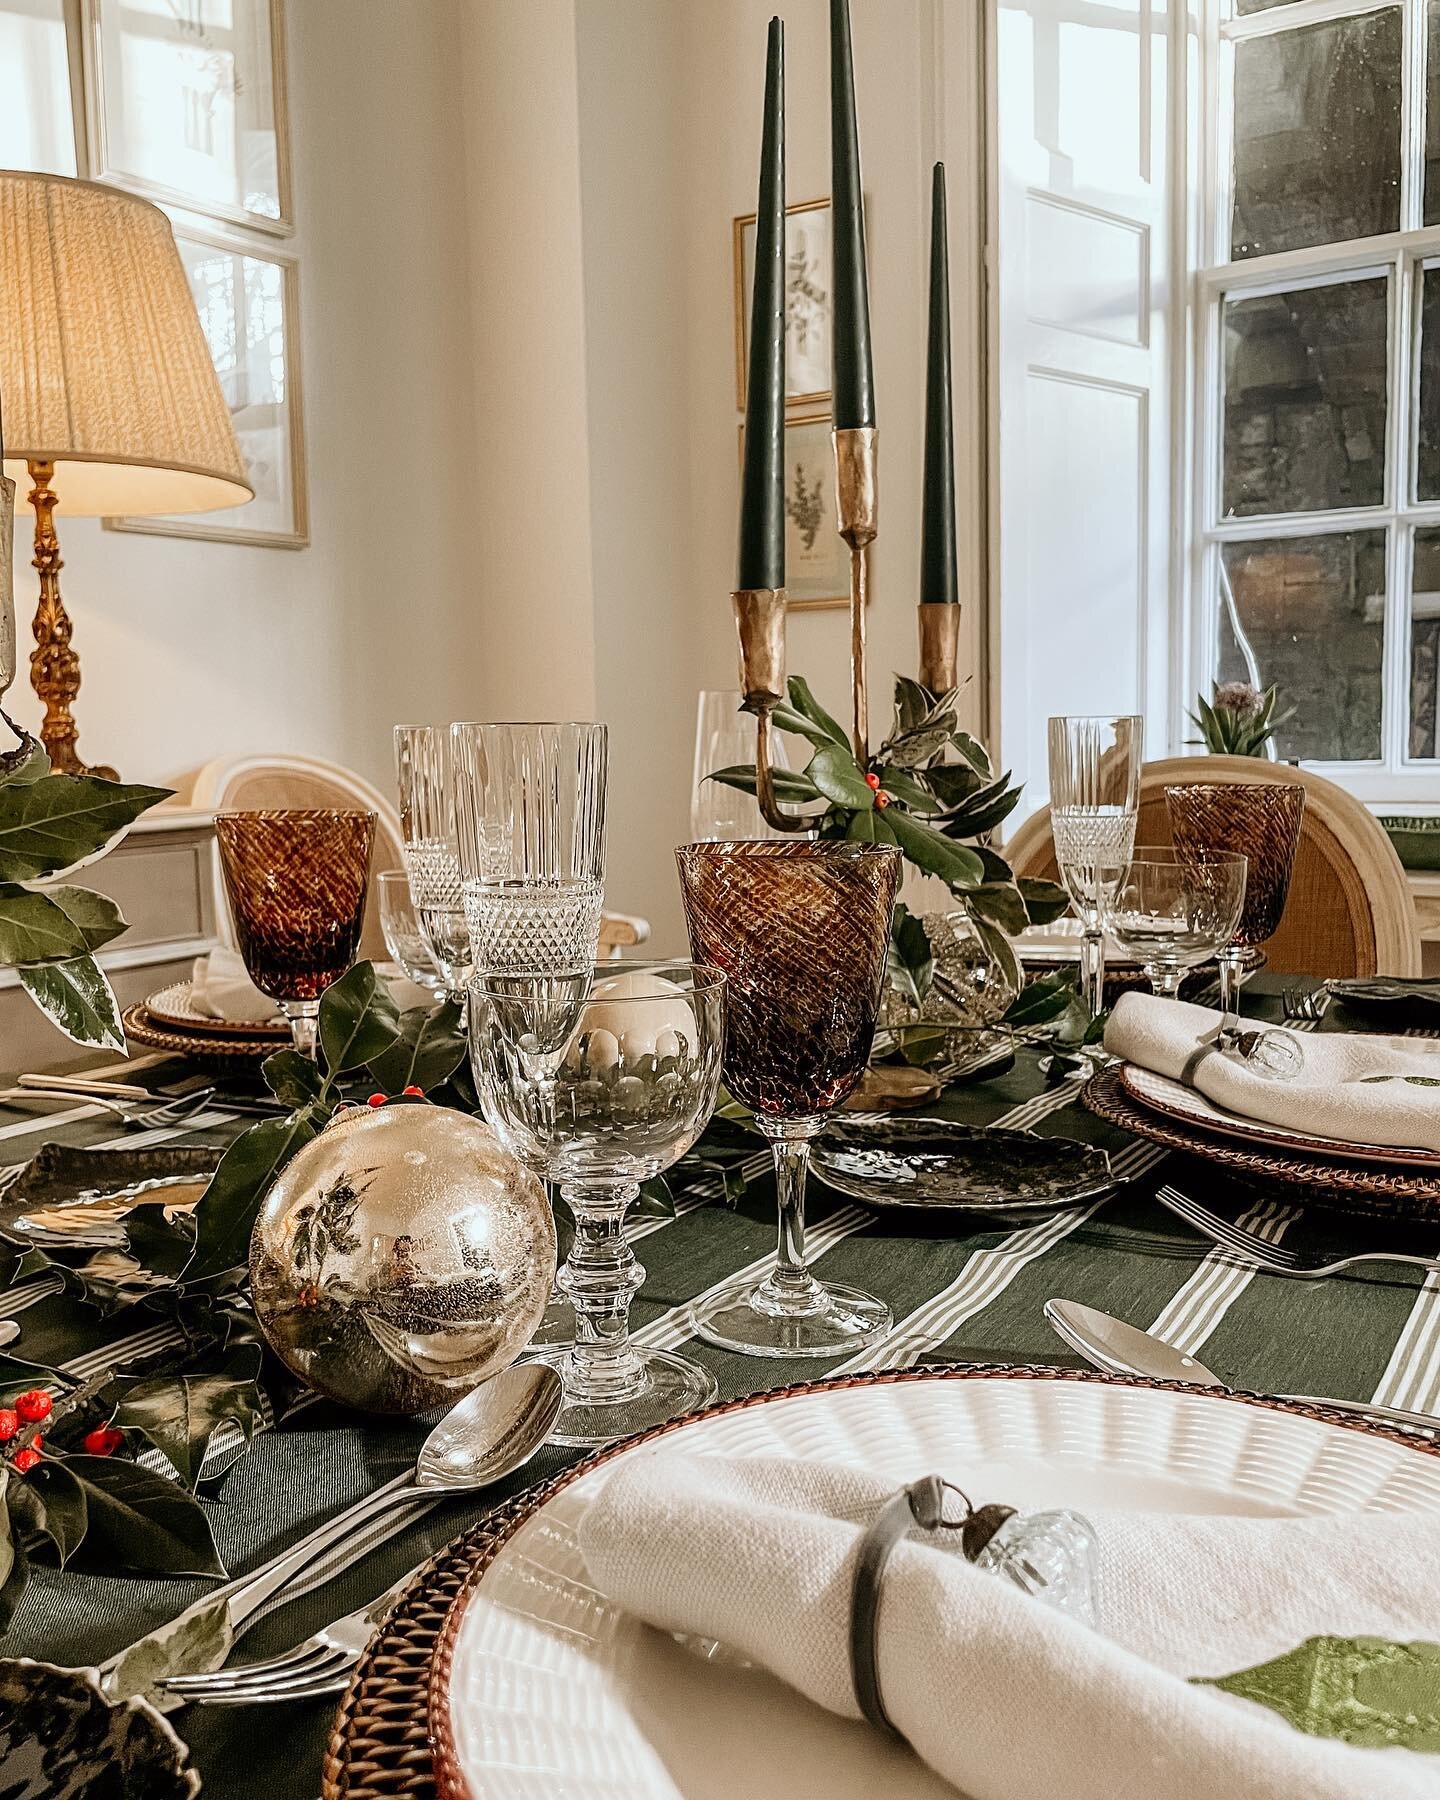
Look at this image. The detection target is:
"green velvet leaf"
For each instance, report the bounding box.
[261,1047,326,1107]
[884,808,985,890]
[1196,1635,1440,1751]
[785,675,851,749]
[0,775,171,881]
[65,1453,225,1578]
[365,999,467,1095]
[318,961,401,1074]
[184,1105,325,1281]
[110,1352,265,1489]
[806,745,875,809]
[17,955,124,1051]
[0,885,101,964]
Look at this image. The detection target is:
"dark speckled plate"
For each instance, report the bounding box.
[0,1658,199,1800]
[811,1116,1115,1213]
[0,1144,217,1248]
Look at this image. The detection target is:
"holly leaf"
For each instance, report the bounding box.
[261,1047,325,1108]
[785,676,850,749]
[23,1458,87,1565]
[966,909,1021,992]
[318,961,401,1075]
[184,1106,325,1281]
[0,775,171,881]
[951,730,993,776]
[937,770,1022,838]
[846,807,896,843]
[884,726,952,769]
[0,1499,26,1632]
[885,808,985,890]
[1195,1635,1440,1752]
[103,1590,235,1703]
[110,1353,265,1489]
[1002,969,1079,1027]
[365,999,467,1095]
[1019,877,1071,927]
[0,885,102,964]
[967,880,1030,938]
[876,767,942,813]
[886,903,934,1007]
[43,885,128,952]
[635,1175,675,1218]
[17,955,124,1051]
[707,764,823,805]
[806,745,875,810]
[66,1454,225,1577]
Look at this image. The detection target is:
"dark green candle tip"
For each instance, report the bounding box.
[830,0,874,431]
[921,160,958,606]
[737,16,786,593]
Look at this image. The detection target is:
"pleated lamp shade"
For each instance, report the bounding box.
[0,171,252,516]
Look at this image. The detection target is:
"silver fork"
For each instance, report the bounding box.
[1156,1183,1440,1280]
[1279,986,1330,1024]
[157,1568,414,1706]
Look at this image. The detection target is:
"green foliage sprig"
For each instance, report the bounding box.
[0,718,170,1050]
[711,674,1069,988]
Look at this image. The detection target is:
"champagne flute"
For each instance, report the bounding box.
[1047,715,1142,1014]
[394,725,471,999]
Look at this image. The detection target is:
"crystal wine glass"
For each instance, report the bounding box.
[675,840,902,1358]
[1100,848,1247,996]
[1166,781,1307,1076]
[214,809,375,1057]
[377,869,445,995]
[394,725,472,999]
[691,689,794,840]
[469,961,725,1446]
[1047,715,1142,1015]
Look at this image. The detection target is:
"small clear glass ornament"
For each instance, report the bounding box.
[969,1505,1100,1627]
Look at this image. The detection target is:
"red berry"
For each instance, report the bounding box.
[875,791,891,810]
[12,1445,41,1473]
[366,1093,387,1108]
[0,1411,18,1443]
[15,1390,51,1424]
[82,1425,124,1457]
[864,772,881,789]
[402,1084,424,1097]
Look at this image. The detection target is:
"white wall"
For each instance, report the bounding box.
[6,0,987,953]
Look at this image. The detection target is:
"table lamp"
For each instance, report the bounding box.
[0,171,252,778]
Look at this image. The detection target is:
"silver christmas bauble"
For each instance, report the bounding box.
[249,1104,556,1415]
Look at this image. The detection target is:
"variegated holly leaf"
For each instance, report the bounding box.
[17,954,124,1051]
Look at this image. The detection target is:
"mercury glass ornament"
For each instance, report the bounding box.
[250,1104,556,1415]
[879,910,1017,1055]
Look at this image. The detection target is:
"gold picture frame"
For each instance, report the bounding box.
[82,0,294,236]
[105,225,308,549]
[737,410,853,612]
[733,196,832,412]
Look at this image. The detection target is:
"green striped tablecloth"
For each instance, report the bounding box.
[4,980,1439,1798]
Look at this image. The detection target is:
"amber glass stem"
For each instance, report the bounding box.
[754,1114,828,1317]
[557,1182,646,1405]
[282,1000,320,1060]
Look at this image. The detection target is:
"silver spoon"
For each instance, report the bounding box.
[103,1361,564,1700]
[0,1323,19,1348]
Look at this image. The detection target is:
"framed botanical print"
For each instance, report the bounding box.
[106,228,307,547]
[734,197,832,410]
[84,0,292,233]
[738,412,850,611]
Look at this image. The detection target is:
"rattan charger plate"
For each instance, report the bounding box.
[1085,1063,1440,1217]
[121,1004,275,1062]
[322,1364,1440,1800]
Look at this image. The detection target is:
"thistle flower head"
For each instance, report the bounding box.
[1213,681,1266,721]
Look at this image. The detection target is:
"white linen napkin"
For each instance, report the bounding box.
[189,947,282,1023]
[578,1453,1440,1800]
[1105,991,1440,1154]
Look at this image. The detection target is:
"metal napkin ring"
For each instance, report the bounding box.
[849,1475,967,1737]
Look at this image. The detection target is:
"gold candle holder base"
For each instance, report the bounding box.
[917,601,961,696]
[731,586,810,833]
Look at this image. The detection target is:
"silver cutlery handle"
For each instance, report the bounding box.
[17,1073,153,1099]
[1281,1392,1440,1434]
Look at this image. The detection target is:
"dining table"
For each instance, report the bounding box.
[3,975,1439,1800]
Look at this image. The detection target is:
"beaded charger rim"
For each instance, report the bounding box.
[121,1004,275,1061]
[1084,1064,1440,1216]
[320,1364,1440,1800]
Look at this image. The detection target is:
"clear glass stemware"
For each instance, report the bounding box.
[469,961,725,1446]
[394,724,472,999]
[376,869,445,995]
[1100,848,1247,996]
[1046,715,1142,1014]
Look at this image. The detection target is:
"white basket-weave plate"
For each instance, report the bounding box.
[144,981,288,1038]
[443,1376,1440,1799]
[1120,1062,1440,1169]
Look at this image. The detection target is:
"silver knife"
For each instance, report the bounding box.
[1045,1298,1440,1435]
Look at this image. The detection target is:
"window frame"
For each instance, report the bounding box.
[1192,0,1440,799]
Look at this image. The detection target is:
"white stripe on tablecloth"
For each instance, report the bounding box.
[833,1139,1167,1375]
[62,1321,183,1377]
[1371,1277,1440,1413]
[1146,1198,1300,1356]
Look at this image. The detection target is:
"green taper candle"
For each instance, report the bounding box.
[830,0,874,431]
[737,16,786,593]
[921,162,958,606]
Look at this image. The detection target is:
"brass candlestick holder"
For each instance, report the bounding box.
[26,460,116,782]
[917,600,960,694]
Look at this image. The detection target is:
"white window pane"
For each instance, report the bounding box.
[1223,278,1388,518]
[0,0,76,175]
[1411,530,1440,759]
[1219,532,1385,762]
[1232,12,1401,261]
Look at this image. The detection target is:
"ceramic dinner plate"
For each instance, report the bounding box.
[1119,1062,1440,1169]
[144,981,289,1038]
[435,1374,1440,1800]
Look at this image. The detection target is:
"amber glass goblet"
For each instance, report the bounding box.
[215,809,376,1057]
[676,839,902,1358]
[1166,781,1306,1076]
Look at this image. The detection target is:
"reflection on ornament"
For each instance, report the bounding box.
[250,1105,555,1415]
